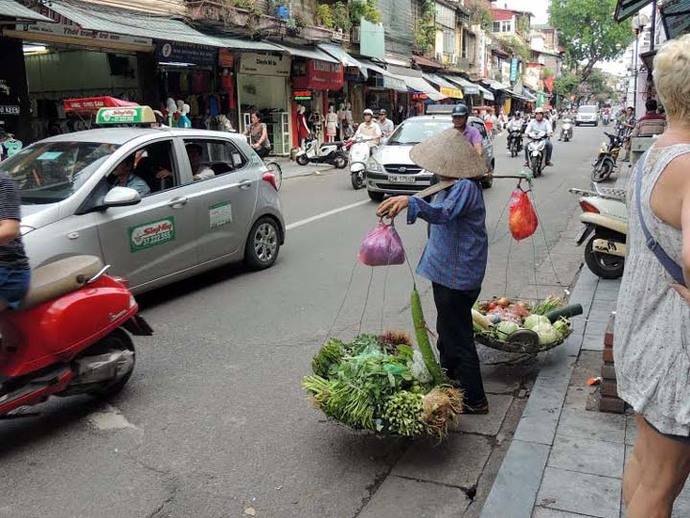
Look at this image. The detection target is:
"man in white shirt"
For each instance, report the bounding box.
[524,108,554,167]
[186,144,216,181]
[354,109,382,146]
[377,109,395,138]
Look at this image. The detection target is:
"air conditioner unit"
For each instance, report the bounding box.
[352,26,360,43]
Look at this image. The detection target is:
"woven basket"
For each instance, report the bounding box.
[474,327,572,355]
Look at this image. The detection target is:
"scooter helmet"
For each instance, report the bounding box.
[363,109,374,116]
[451,104,469,118]
[534,107,545,114]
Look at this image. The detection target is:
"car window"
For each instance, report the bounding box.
[182,139,247,183]
[108,140,178,197]
[0,141,119,205]
[470,121,488,138]
[387,119,451,145]
[578,106,597,113]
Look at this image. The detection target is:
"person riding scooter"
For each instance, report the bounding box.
[354,109,382,146]
[524,108,554,167]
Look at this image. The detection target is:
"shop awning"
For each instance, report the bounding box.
[423,73,463,99]
[273,43,339,64]
[0,0,53,21]
[212,35,284,53]
[387,65,446,101]
[30,0,224,47]
[614,0,653,22]
[661,0,690,39]
[318,43,368,79]
[413,55,443,69]
[474,82,495,101]
[359,60,409,93]
[443,75,480,96]
[503,88,530,102]
[482,79,508,91]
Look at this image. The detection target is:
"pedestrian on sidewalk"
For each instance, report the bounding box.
[614,34,690,518]
[375,104,490,414]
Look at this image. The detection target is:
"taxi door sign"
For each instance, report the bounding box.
[96,106,155,125]
[129,217,175,252]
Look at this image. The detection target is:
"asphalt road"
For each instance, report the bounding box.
[0,124,608,518]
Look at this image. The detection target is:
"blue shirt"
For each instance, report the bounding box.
[124,174,151,197]
[407,179,488,291]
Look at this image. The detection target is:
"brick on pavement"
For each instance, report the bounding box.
[548,434,625,478]
[357,476,470,518]
[391,433,492,489]
[536,467,621,518]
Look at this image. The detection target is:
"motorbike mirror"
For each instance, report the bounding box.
[102,186,142,208]
[381,137,389,145]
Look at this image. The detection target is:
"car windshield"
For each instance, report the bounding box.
[0,141,119,204]
[579,106,597,113]
[387,119,450,145]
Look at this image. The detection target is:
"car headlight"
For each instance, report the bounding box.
[367,157,383,172]
[20,225,35,236]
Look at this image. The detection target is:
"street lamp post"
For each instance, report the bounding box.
[631,13,649,114]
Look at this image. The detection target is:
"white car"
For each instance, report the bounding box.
[575,105,599,127]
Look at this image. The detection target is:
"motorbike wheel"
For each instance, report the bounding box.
[585,237,624,279]
[334,156,348,169]
[531,156,543,177]
[296,154,309,166]
[510,144,517,158]
[84,329,136,398]
[591,159,613,183]
[351,172,365,190]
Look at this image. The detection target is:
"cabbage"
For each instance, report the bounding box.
[524,314,550,330]
[553,319,570,338]
[533,322,559,345]
[496,321,519,338]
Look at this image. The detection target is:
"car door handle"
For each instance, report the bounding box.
[239,180,252,190]
[168,197,188,209]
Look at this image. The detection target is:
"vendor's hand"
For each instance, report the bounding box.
[671,284,690,305]
[377,196,409,218]
[155,168,172,179]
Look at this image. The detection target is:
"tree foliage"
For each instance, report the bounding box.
[465,0,492,31]
[414,0,436,52]
[555,68,615,102]
[549,0,634,82]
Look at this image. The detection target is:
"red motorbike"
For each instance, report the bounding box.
[0,255,151,417]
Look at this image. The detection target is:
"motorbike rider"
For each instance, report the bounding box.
[524,107,554,167]
[506,114,524,150]
[377,109,395,139]
[0,167,30,312]
[354,109,382,146]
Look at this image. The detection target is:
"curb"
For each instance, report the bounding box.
[479,266,601,518]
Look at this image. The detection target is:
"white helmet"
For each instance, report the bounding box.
[534,107,545,114]
[363,109,374,116]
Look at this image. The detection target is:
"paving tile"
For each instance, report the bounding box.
[556,408,626,443]
[358,475,470,518]
[584,319,609,337]
[625,415,639,446]
[480,440,550,518]
[533,506,597,517]
[453,394,513,436]
[391,433,491,489]
[481,362,539,395]
[514,382,567,446]
[548,434,625,478]
[536,467,621,518]
[581,334,605,352]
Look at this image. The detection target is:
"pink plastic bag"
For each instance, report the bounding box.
[358,220,405,266]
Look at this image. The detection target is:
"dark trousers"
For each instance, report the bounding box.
[256,147,270,159]
[432,283,487,406]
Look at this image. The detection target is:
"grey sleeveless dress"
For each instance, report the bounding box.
[614,144,690,437]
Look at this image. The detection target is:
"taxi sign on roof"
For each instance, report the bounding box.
[96,106,155,125]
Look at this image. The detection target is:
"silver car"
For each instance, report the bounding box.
[575,105,599,126]
[365,114,495,201]
[4,128,285,294]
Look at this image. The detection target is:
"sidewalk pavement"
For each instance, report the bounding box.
[271,156,335,180]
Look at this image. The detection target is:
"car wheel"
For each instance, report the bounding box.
[245,217,280,270]
[368,190,385,201]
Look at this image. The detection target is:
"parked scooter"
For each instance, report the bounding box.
[295,137,348,169]
[0,256,151,417]
[349,135,377,190]
[591,132,625,183]
[570,187,627,279]
[507,127,523,157]
[526,129,548,177]
[560,118,574,142]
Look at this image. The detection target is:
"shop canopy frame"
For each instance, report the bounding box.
[386,65,446,102]
[482,79,509,91]
[273,43,339,64]
[660,0,690,39]
[0,0,53,22]
[423,73,464,99]
[443,75,480,96]
[614,0,654,21]
[474,82,495,102]
[359,60,409,93]
[318,43,368,79]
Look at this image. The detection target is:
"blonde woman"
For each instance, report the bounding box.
[615,34,690,518]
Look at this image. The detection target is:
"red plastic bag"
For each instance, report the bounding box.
[358,220,405,266]
[508,189,538,241]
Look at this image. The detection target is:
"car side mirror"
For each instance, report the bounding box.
[381,137,389,145]
[102,186,141,208]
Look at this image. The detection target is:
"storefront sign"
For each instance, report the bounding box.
[129,218,176,252]
[510,58,519,82]
[156,41,217,67]
[440,86,462,99]
[411,93,428,101]
[0,105,20,115]
[239,53,291,77]
[292,60,344,91]
[293,90,312,101]
[218,49,235,68]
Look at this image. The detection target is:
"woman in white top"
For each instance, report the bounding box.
[614,35,690,518]
[325,105,338,143]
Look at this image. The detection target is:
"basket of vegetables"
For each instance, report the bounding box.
[472,296,583,354]
[302,289,462,440]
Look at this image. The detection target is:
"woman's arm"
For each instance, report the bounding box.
[672,172,690,300]
[0,219,19,246]
[377,182,473,225]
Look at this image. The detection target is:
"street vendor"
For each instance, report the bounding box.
[376,103,490,414]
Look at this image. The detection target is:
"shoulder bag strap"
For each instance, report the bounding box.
[634,149,686,284]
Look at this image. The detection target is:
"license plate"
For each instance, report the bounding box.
[388,175,415,184]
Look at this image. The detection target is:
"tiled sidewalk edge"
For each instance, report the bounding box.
[479,267,600,518]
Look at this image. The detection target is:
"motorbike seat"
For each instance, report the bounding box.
[21,256,104,310]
